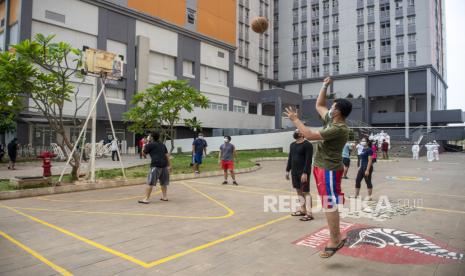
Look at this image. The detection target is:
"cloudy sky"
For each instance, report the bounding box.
[445,0,465,110]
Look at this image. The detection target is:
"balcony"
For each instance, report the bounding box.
[323,39,330,47]
[380,12,390,22]
[358,51,365,59]
[396,44,404,53]
[311,58,319,65]
[302,59,308,67]
[293,30,299,37]
[371,110,464,125]
[357,0,364,9]
[323,8,329,16]
[357,16,364,25]
[407,5,415,16]
[367,31,375,40]
[367,14,375,23]
[357,33,364,42]
[311,42,319,50]
[396,25,404,35]
[367,48,375,57]
[323,23,329,32]
[367,0,374,6]
[381,46,391,56]
[333,55,339,63]
[395,8,403,18]
[332,22,339,30]
[408,43,416,52]
[293,45,299,53]
[332,37,339,46]
[332,7,339,15]
[381,28,391,39]
[301,0,307,7]
[407,24,416,34]
[293,16,299,23]
[380,63,391,70]
[293,0,299,9]
[293,60,299,68]
[312,11,319,18]
[323,56,330,64]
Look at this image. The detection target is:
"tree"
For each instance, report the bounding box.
[124,80,209,152]
[12,34,86,180]
[0,51,35,139]
[184,116,203,135]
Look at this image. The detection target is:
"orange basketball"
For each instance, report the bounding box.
[251,17,269,34]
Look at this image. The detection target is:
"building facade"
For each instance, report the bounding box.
[0,0,462,147]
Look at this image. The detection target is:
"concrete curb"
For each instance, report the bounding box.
[0,157,287,200]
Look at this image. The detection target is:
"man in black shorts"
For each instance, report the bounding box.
[286,129,314,221]
[138,132,172,204]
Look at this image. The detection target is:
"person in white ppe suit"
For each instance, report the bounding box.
[425,142,435,162]
[412,142,420,160]
[433,140,440,161]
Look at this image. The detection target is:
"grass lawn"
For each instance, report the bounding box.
[0,150,287,191]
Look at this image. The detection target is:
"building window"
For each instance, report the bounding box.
[208,102,228,111]
[333,15,339,24]
[357,26,364,35]
[408,0,415,7]
[293,69,298,79]
[381,38,391,47]
[358,59,364,69]
[187,8,196,24]
[397,54,404,65]
[357,42,364,52]
[407,15,416,25]
[323,16,329,26]
[368,57,375,67]
[302,7,307,18]
[302,23,307,33]
[301,67,307,77]
[302,52,308,61]
[368,40,375,50]
[293,53,298,63]
[408,33,416,43]
[333,62,339,73]
[332,0,338,8]
[397,36,404,46]
[323,64,329,74]
[396,18,403,26]
[395,0,403,9]
[293,38,298,46]
[381,57,391,64]
[409,53,416,63]
[357,9,363,18]
[323,32,329,41]
[233,105,246,113]
[312,19,319,27]
[367,6,374,16]
[367,23,375,33]
[183,60,195,78]
[293,24,298,32]
[332,31,338,40]
[332,46,339,56]
[324,48,330,57]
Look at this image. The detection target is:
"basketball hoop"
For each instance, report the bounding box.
[82,46,124,80]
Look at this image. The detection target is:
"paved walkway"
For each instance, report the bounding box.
[0,153,464,275]
[0,155,150,179]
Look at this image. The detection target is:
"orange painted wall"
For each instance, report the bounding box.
[127,0,236,46]
[128,0,186,26]
[197,0,236,45]
[0,0,19,33]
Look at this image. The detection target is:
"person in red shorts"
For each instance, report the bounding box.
[285,76,352,258]
[218,136,238,185]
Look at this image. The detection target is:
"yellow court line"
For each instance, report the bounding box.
[19,183,234,220]
[417,206,465,215]
[0,229,73,276]
[0,204,290,269]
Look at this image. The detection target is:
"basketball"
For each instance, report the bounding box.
[251,17,269,34]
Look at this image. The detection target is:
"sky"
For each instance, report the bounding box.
[445,0,465,110]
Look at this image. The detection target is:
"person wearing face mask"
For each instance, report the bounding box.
[341,142,351,179]
[219,136,238,185]
[192,133,208,174]
[284,76,352,258]
[354,138,374,200]
[286,129,314,221]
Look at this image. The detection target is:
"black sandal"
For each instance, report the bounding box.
[291,211,306,216]
[319,239,346,258]
[299,215,314,221]
[160,198,168,201]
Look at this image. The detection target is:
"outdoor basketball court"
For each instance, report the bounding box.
[1,154,464,275]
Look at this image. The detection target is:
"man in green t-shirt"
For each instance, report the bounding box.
[284,76,352,258]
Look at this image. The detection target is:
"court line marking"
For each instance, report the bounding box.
[0,229,73,276]
[20,183,234,220]
[417,207,465,214]
[0,204,290,269]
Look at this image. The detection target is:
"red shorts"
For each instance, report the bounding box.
[221,160,234,170]
[313,166,345,209]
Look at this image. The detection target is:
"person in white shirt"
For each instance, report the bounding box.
[412,142,420,160]
[425,142,435,162]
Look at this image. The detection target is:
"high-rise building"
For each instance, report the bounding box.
[0,0,462,147]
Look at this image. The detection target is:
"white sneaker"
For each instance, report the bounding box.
[365,196,373,201]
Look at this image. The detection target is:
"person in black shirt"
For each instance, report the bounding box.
[138,132,172,204]
[7,138,19,170]
[192,133,208,174]
[354,138,374,201]
[286,129,314,221]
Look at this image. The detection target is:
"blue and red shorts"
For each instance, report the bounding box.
[313,166,345,209]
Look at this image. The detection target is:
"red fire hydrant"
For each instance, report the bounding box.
[38,151,57,177]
